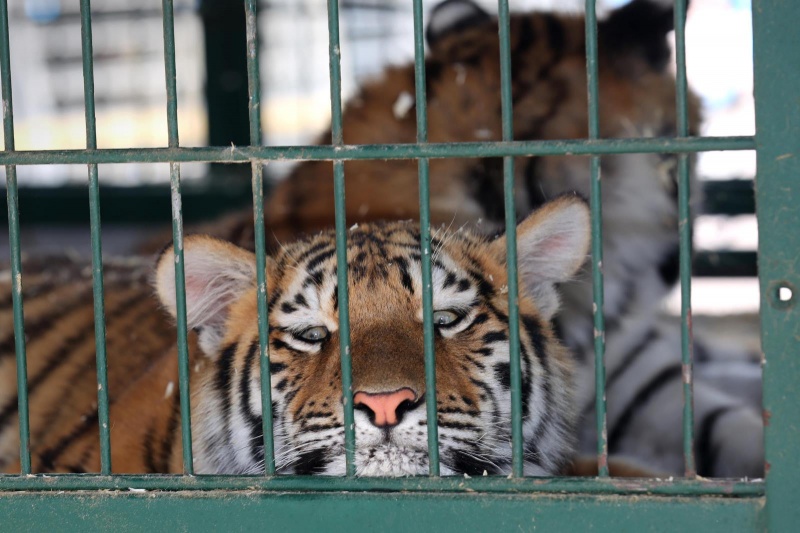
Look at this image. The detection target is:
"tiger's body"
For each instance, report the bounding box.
[1,197,590,476]
[190,0,763,477]
[0,256,187,473]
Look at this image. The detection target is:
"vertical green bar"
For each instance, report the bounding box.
[673,0,695,478]
[244,0,275,475]
[326,0,356,476]
[79,0,112,475]
[496,0,523,477]
[0,0,30,475]
[752,0,800,529]
[411,0,440,476]
[161,0,193,475]
[584,0,609,478]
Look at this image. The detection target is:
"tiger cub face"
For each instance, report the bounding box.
[155,196,590,476]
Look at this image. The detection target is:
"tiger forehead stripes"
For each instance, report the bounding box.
[152,195,591,477]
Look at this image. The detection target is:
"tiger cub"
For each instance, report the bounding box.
[1,196,589,476]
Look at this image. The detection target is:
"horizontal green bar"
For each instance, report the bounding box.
[0,491,764,533]
[0,474,763,497]
[0,136,755,165]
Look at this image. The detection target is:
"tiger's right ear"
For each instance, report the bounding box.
[426,0,491,50]
[488,194,591,321]
[154,235,258,356]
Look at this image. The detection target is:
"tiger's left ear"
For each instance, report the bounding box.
[154,235,258,356]
[489,194,591,320]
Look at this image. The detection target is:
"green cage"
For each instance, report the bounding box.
[1,0,797,530]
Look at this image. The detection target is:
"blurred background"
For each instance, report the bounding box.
[0,0,758,334]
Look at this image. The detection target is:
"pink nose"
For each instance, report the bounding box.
[353,388,417,427]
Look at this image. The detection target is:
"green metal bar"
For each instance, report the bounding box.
[79,0,111,475]
[0,473,764,496]
[0,0,29,475]
[752,0,800,530]
[411,0,439,476]
[326,0,356,476]
[169,173,193,476]
[584,0,608,478]
[0,492,765,533]
[251,164,275,475]
[161,0,193,475]
[0,136,756,165]
[162,0,180,147]
[244,0,275,476]
[496,0,523,477]
[674,0,695,478]
[325,0,343,148]
[244,0,262,147]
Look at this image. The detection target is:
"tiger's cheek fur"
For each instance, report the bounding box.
[281,348,346,474]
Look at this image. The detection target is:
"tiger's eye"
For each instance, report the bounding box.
[299,326,329,342]
[432,310,460,327]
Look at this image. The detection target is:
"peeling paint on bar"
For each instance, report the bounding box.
[682,363,693,385]
[170,167,184,250]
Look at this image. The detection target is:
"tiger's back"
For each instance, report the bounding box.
[209,0,697,251]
